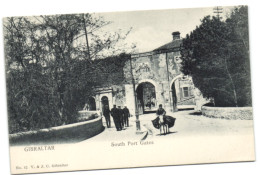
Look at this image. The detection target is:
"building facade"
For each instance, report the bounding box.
[90,32,199,115]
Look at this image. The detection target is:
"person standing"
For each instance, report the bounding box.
[103,105,111,128]
[152,97,157,108]
[118,106,124,129]
[111,105,121,131]
[123,106,130,127]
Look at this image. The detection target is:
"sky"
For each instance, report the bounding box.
[94,6,234,53]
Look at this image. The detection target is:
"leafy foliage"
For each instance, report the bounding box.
[180,6,251,107]
[4,14,131,133]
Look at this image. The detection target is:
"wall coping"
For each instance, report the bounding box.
[10,116,102,137]
[202,106,252,110]
[78,110,99,114]
[201,106,253,120]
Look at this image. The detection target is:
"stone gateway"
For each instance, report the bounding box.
[89,32,204,115]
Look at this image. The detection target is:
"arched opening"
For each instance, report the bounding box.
[170,75,196,111]
[171,82,178,112]
[136,82,156,114]
[101,96,109,112]
[88,97,96,111]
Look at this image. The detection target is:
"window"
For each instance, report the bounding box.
[183,87,189,97]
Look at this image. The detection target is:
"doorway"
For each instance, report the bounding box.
[101,96,109,112]
[136,82,156,114]
[88,97,96,111]
[171,81,178,112]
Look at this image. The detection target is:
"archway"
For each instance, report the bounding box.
[88,97,96,111]
[101,96,109,112]
[136,82,156,114]
[170,75,183,112]
[171,82,178,112]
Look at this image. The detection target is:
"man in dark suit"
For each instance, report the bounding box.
[118,106,124,129]
[103,105,111,128]
[111,105,121,131]
[123,106,130,127]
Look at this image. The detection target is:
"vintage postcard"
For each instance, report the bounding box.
[3,5,255,174]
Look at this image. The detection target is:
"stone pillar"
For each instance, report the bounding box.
[95,94,100,111]
[124,84,136,116]
[108,92,113,110]
[156,83,164,108]
[162,81,172,112]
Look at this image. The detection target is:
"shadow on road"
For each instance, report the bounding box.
[189,111,202,116]
[155,131,178,136]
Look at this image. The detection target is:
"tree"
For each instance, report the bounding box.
[180,6,251,107]
[4,13,132,133]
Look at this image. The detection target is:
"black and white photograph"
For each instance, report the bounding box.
[1,1,258,175]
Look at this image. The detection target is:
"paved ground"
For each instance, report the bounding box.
[142,110,254,139]
[79,115,147,143]
[75,110,255,166]
[9,110,255,174]
[80,110,254,143]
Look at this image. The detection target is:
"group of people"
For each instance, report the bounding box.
[102,105,131,131]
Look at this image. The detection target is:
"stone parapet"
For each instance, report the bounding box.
[9,115,104,145]
[77,110,101,121]
[201,106,253,120]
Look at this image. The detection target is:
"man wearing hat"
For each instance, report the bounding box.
[111,105,121,131]
[123,106,130,127]
[118,106,124,129]
[103,105,111,128]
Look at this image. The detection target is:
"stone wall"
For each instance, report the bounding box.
[177,97,195,106]
[78,110,101,121]
[201,106,253,120]
[9,115,104,145]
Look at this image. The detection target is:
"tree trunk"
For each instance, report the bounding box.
[224,54,238,107]
[82,14,91,60]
